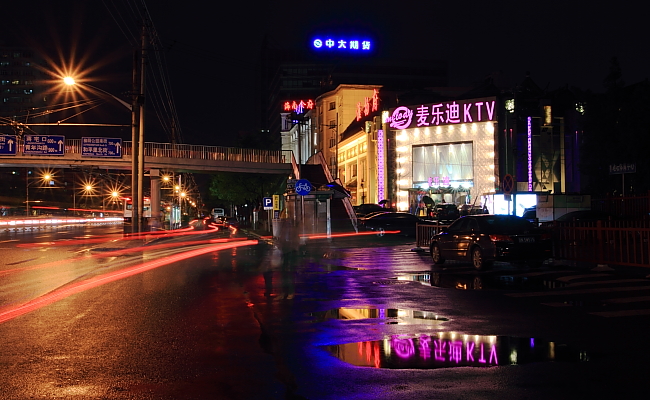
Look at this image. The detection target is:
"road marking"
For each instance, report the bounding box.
[508,270,570,277]
[540,302,574,307]
[507,285,650,297]
[556,273,611,282]
[567,278,648,287]
[603,296,650,304]
[589,309,650,317]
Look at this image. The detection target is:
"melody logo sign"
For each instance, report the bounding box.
[386,106,413,129]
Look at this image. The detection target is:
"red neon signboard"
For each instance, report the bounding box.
[283,99,314,113]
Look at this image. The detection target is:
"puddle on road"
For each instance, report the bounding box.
[394,272,567,290]
[323,265,367,271]
[310,307,449,324]
[325,333,590,369]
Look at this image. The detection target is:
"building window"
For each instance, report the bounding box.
[328,101,335,110]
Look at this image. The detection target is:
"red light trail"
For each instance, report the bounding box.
[0,239,258,324]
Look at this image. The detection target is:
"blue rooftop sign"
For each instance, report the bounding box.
[312,37,372,52]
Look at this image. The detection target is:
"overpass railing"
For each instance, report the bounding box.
[62,139,292,164]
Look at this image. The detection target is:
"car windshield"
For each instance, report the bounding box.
[478,216,534,232]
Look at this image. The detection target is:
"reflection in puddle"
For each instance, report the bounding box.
[310,308,449,324]
[395,272,567,290]
[325,333,590,369]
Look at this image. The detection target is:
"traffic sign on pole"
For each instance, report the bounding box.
[81,137,123,157]
[23,135,65,155]
[0,135,17,155]
[295,179,312,196]
[263,197,273,210]
[502,174,514,195]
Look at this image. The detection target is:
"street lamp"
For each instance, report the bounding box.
[26,170,53,217]
[62,67,145,232]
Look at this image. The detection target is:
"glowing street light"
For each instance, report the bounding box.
[26,170,54,217]
[62,68,145,232]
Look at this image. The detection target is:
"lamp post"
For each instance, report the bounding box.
[26,170,51,217]
[62,38,145,232]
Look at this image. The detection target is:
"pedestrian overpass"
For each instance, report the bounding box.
[0,139,295,175]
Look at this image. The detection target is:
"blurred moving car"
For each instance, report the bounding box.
[354,203,391,217]
[358,212,424,236]
[223,216,240,229]
[432,204,460,223]
[429,215,552,270]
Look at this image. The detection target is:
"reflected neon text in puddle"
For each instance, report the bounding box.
[326,333,589,369]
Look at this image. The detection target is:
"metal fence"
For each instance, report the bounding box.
[415,223,448,249]
[553,220,650,267]
[62,139,292,164]
[592,192,650,219]
[415,220,650,268]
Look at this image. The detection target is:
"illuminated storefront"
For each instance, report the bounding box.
[337,89,386,206]
[386,97,498,211]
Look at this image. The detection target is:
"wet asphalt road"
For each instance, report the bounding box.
[1,224,650,399]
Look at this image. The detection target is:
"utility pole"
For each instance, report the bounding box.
[137,22,147,231]
[131,48,140,233]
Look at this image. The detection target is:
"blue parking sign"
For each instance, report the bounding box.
[263,197,273,210]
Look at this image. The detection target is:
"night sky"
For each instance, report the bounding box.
[1,0,647,146]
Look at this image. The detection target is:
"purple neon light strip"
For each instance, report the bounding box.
[377,129,385,200]
[527,117,533,191]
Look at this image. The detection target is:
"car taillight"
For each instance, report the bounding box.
[489,234,513,242]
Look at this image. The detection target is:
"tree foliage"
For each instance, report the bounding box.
[208,172,286,208]
[581,65,650,195]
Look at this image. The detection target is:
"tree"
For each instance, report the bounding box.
[208,172,286,210]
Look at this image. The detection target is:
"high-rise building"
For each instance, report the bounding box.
[0,46,49,135]
[260,43,448,148]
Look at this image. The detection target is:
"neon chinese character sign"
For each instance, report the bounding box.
[356,89,380,121]
[283,99,314,114]
[377,129,385,201]
[312,37,372,52]
[386,98,497,130]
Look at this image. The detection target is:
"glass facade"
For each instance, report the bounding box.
[412,142,474,189]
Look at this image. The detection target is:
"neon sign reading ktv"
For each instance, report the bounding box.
[312,38,372,51]
[387,97,497,130]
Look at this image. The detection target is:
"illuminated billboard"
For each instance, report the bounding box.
[387,97,497,130]
[312,37,373,52]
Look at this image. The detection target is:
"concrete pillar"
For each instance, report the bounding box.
[150,168,161,229]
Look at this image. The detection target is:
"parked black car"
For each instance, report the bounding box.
[358,212,424,237]
[429,215,552,270]
[432,204,460,223]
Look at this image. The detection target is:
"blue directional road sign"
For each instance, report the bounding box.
[263,197,273,210]
[0,135,17,155]
[295,179,312,196]
[23,135,65,155]
[82,137,123,157]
